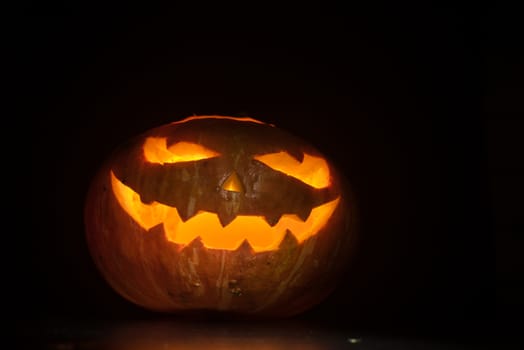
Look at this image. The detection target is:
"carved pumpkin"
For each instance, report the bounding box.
[84,115,357,317]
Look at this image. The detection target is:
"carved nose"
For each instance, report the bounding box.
[221,171,244,193]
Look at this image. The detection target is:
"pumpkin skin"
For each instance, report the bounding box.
[84,116,357,318]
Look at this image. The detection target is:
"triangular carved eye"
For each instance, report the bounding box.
[254,151,331,189]
[143,137,220,164]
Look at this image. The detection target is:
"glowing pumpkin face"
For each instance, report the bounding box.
[85,116,357,317]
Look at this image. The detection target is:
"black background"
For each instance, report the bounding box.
[19,3,506,347]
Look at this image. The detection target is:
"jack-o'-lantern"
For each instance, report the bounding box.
[84,115,358,318]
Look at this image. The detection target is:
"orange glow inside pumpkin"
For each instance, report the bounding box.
[143,138,220,164]
[111,171,339,252]
[171,115,269,125]
[254,152,331,189]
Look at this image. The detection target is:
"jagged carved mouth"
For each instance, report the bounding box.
[111,171,340,252]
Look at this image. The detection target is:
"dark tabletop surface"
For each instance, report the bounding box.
[17,316,504,350]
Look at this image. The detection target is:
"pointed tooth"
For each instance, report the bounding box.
[177,210,191,223]
[186,236,204,249]
[295,206,312,222]
[139,193,155,204]
[177,199,198,222]
[236,239,255,254]
[278,229,299,249]
[175,237,202,254]
[263,213,283,227]
[216,208,237,227]
[149,224,166,237]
